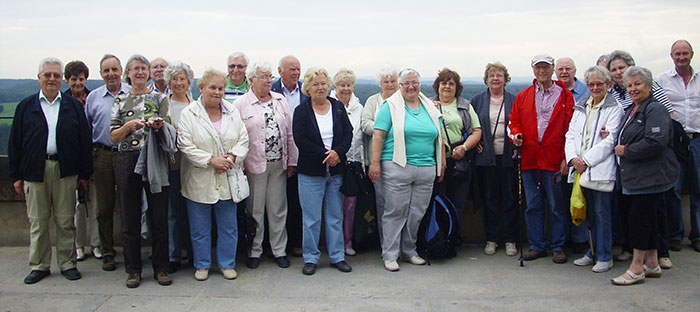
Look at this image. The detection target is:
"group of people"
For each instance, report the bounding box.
[8,39,699,288]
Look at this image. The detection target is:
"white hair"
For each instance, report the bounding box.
[164,61,194,85]
[247,62,273,80]
[38,57,63,75]
[375,65,398,84]
[398,68,420,84]
[228,52,249,65]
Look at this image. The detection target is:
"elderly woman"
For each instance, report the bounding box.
[611,66,679,285]
[163,61,194,273]
[330,68,364,256]
[368,68,445,272]
[473,63,519,256]
[361,65,399,245]
[178,69,248,281]
[606,50,674,268]
[110,54,174,288]
[430,68,481,214]
[233,62,296,269]
[565,66,623,273]
[293,67,353,275]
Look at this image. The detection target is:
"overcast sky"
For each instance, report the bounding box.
[1,0,699,80]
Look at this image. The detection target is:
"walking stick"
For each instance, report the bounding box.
[516,149,524,267]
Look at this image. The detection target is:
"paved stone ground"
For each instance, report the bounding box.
[0,245,699,311]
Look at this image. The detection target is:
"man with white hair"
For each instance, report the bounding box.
[150,57,169,95]
[9,57,93,284]
[225,52,249,102]
[556,57,589,103]
[656,39,700,253]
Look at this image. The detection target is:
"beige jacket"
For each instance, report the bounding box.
[177,98,249,204]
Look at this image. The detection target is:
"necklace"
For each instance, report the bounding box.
[406,104,421,116]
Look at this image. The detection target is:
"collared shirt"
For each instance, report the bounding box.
[535,82,562,142]
[110,86,171,152]
[611,81,673,113]
[570,78,590,103]
[149,82,171,96]
[656,68,700,133]
[281,81,301,113]
[64,87,90,105]
[224,76,248,102]
[85,83,131,146]
[39,90,62,154]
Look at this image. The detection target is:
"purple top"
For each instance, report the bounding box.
[535,82,562,142]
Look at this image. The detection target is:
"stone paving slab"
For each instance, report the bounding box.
[0,246,698,311]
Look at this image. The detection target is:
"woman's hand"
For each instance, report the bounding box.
[451,145,465,160]
[476,141,484,153]
[600,126,610,139]
[209,155,234,172]
[368,162,381,182]
[322,150,340,167]
[615,145,625,157]
[571,157,588,173]
[148,119,164,130]
[126,119,145,131]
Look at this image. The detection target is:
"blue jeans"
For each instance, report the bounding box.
[186,198,238,270]
[521,169,569,252]
[298,173,345,264]
[583,190,613,262]
[669,137,700,241]
[168,170,191,262]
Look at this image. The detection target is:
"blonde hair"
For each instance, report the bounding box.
[332,68,356,86]
[197,69,227,88]
[301,67,331,96]
[483,62,511,86]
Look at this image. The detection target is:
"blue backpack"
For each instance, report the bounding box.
[418,192,462,260]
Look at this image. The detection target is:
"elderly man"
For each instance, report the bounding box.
[150,57,169,95]
[556,57,590,103]
[509,54,575,263]
[656,39,700,253]
[9,57,93,284]
[85,54,131,271]
[224,52,249,102]
[271,55,308,257]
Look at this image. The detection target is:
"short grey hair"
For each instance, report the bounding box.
[607,50,635,69]
[100,54,121,70]
[398,68,420,84]
[596,54,609,66]
[38,57,63,75]
[164,61,194,85]
[375,65,398,84]
[278,55,298,70]
[123,54,150,85]
[228,52,249,65]
[583,66,612,84]
[246,62,273,80]
[622,66,653,88]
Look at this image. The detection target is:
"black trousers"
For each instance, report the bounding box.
[477,156,519,243]
[286,173,302,249]
[115,151,169,274]
[627,192,661,251]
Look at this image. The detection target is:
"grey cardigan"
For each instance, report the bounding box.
[617,96,678,190]
[135,123,177,193]
[472,89,517,167]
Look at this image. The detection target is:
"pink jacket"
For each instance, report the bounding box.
[233,90,297,174]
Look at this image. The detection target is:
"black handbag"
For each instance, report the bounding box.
[341,161,372,196]
[439,106,471,180]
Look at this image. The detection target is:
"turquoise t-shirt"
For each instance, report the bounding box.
[374,102,438,166]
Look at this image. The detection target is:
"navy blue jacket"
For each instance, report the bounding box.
[9,91,93,182]
[271,79,309,111]
[472,89,517,167]
[292,97,352,177]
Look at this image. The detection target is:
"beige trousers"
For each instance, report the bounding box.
[246,160,288,258]
[25,160,78,271]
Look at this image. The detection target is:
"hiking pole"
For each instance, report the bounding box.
[516,148,524,267]
[587,218,595,261]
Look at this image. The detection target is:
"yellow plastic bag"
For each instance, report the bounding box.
[570,172,586,226]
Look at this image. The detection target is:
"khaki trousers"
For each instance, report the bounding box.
[246,160,288,258]
[25,160,78,271]
[93,147,118,257]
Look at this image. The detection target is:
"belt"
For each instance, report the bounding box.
[46,154,58,160]
[95,143,119,152]
[688,133,700,139]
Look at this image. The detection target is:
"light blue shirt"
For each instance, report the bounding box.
[39,90,61,154]
[85,83,131,146]
[282,82,301,114]
[571,78,590,103]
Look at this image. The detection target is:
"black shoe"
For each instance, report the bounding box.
[276,256,290,268]
[102,255,116,271]
[61,268,82,281]
[572,242,588,254]
[692,240,700,252]
[24,270,50,284]
[247,257,260,269]
[669,240,682,252]
[168,261,181,274]
[302,263,316,275]
[331,261,352,273]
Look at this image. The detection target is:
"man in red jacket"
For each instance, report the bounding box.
[508,54,574,263]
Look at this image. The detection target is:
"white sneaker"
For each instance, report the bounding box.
[76,248,85,261]
[345,248,356,256]
[408,255,426,265]
[221,268,237,280]
[194,269,209,281]
[91,246,103,259]
[573,255,594,266]
[384,260,400,271]
[505,243,517,256]
[484,241,498,255]
[659,257,673,269]
[592,260,613,273]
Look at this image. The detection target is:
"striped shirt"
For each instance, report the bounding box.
[611,80,673,113]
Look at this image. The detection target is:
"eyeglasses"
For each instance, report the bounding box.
[41,72,62,79]
[400,81,419,87]
[228,64,247,69]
